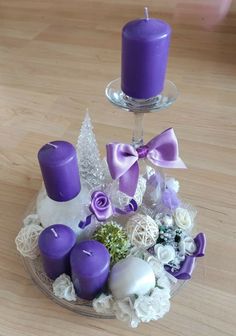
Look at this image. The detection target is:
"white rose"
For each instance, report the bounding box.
[146,256,165,278]
[154,244,176,265]
[93,293,114,314]
[113,297,140,328]
[166,178,180,193]
[179,236,196,255]
[52,274,76,301]
[174,208,192,231]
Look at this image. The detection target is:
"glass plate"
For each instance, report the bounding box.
[21,197,185,319]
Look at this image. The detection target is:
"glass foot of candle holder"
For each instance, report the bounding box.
[21,197,186,319]
[105,78,178,113]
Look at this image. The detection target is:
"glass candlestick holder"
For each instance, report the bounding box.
[105,77,178,147]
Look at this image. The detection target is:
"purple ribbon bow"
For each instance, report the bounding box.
[106,128,186,197]
[78,191,138,229]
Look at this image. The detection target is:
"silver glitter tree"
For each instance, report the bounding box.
[77,112,104,189]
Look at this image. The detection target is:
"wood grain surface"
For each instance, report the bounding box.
[0,0,236,335]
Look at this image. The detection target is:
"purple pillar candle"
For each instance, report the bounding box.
[70,240,110,300]
[38,141,81,202]
[38,224,76,280]
[121,9,171,99]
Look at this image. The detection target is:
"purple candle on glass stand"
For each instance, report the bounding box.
[38,224,76,280]
[121,8,171,99]
[70,240,110,300]
[38,141,81,202]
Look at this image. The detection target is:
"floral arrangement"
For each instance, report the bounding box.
[15,113,206,328]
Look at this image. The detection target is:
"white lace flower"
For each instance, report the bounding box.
[150,287,170,318]
[134,285,171,322]
[134,295,158,323]
[179,236,196,255]
[174,208,192,231]
[154,244,176,264]
[93,293,114,314]
[146,256,165,278]
[113,297,140,328]
[52,274,76,301]
[166,178,180,193]
[23,214,41,227]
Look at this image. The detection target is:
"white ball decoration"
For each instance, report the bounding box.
[109,257,156,300]
[15,224,43,259]
[126,213,159,249]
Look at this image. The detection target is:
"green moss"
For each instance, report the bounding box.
[93,221,130,265]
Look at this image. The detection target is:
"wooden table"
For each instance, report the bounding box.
[0,1,235,335]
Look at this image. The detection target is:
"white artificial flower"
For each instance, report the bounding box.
[166,178,180,193]
[134,285,171,322]
[146,256,165,278]
[52,274,76,302]
[162,215,174,227]
[134,295,158,323]
[150,287,170,318]
[113,297,140,328]
[93,293,114,314]
[179,236,196,255]
[154,244,176,265]
[23,214,41,227]
[174,208,192,231]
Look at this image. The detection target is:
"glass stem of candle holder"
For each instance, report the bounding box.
[132,112,144,148]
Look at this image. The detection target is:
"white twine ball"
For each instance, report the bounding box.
[126,213,159,249]
[15,224,43,259]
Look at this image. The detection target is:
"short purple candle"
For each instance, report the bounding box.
[38,224,76,280]
[38,141,81,202]
[70,240,110,300]
[121,10,171,99]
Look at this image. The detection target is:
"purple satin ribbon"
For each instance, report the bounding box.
[165,232,206,280]
[106,128,186,197]
[193,232,206,257]
[78,191,138,229]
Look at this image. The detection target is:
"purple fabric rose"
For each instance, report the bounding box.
[89,191,113,221]
[162,189,180,210]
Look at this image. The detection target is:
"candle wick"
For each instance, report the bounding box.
[144,7,149,20]
[47,142,58,149]
[51,228,58,238]
[82,249,93,256]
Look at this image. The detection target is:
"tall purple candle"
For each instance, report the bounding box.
[70,240,110,300]
[121,9,171,99]
[38,224,76,280]
[38,141,81,202]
